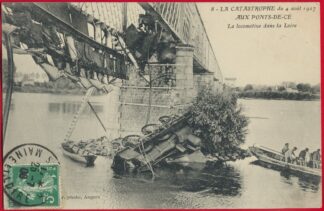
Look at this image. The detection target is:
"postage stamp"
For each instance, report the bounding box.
[3,144,60,208]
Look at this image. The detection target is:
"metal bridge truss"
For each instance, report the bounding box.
[2,2,222,87]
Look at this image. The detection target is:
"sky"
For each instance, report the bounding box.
[197,2,320,86]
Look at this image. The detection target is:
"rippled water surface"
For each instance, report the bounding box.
[4,93,322,208]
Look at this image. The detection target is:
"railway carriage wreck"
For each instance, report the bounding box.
[112,112,250,174]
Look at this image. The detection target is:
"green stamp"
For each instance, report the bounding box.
[3,144,60,208]
[7,164,60,207]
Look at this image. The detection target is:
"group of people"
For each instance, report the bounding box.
[281,143,321,168]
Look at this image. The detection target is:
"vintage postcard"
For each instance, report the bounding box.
[1,2,321,209]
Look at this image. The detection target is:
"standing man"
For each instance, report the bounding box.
[298,148,309,166]
[312,149,321,168]
[285,146,297,163]
[282,143,289,154]
[281,143,289,161]
[305,148,311,167]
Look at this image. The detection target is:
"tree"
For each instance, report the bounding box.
[244,84,253,91]
[277,86,286,92]
[187,88,249,156]
[287,82,297,89]
[311,84,320,94]
[296,83,311,93]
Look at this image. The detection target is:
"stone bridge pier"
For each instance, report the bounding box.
[119,45,197,136]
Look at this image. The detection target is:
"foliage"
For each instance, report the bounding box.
[243,84,253,91]
[296,83,312,93]
[277,86,286,92]
[311,84,320,94]
[281,82,296,89]
[187,88,249,156]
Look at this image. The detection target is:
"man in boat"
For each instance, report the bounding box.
[281,143,289,155]
[298,148,309,166]
[311,149,321,168]
[285,146,297,163]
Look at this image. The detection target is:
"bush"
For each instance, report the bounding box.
[187,88,249,156]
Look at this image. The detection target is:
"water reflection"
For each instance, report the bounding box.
[297,176,321,192]
[251,160,321,192]
[179,163,242,196]
[2,97,15,111]
[115,162,242,197]
[48,102,103,115]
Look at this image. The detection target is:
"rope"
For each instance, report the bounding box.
[138,139,155,181]
[87,101,107,133]
[64,87,96,141]
[145,64,153,125]
[144,39,155,125]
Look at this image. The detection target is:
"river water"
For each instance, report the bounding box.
[3,92,322,208]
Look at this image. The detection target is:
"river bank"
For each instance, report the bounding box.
[238,90,320,101]
[3,84,105,96]
[4,87,321,101]
[9,85,85,95]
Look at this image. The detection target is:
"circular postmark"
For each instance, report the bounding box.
[3,143,60,207]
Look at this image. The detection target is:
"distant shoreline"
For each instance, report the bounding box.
[2,85,91,96]
[3,86,321,101]
[237,91,320,101]
[10,85,86,95]
[238,97,320,101]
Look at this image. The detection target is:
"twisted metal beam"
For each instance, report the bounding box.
[3,32,15,142]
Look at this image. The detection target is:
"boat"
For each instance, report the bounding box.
[61,142,97,166]
[249,145,321,177]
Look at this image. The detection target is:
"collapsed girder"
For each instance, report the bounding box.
[2,2,133,93]
[2,2,223,93]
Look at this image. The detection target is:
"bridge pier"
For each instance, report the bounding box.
[118,45,196,136]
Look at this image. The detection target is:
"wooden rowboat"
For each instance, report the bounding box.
[61,143,97,166]
[249,145,321,177]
